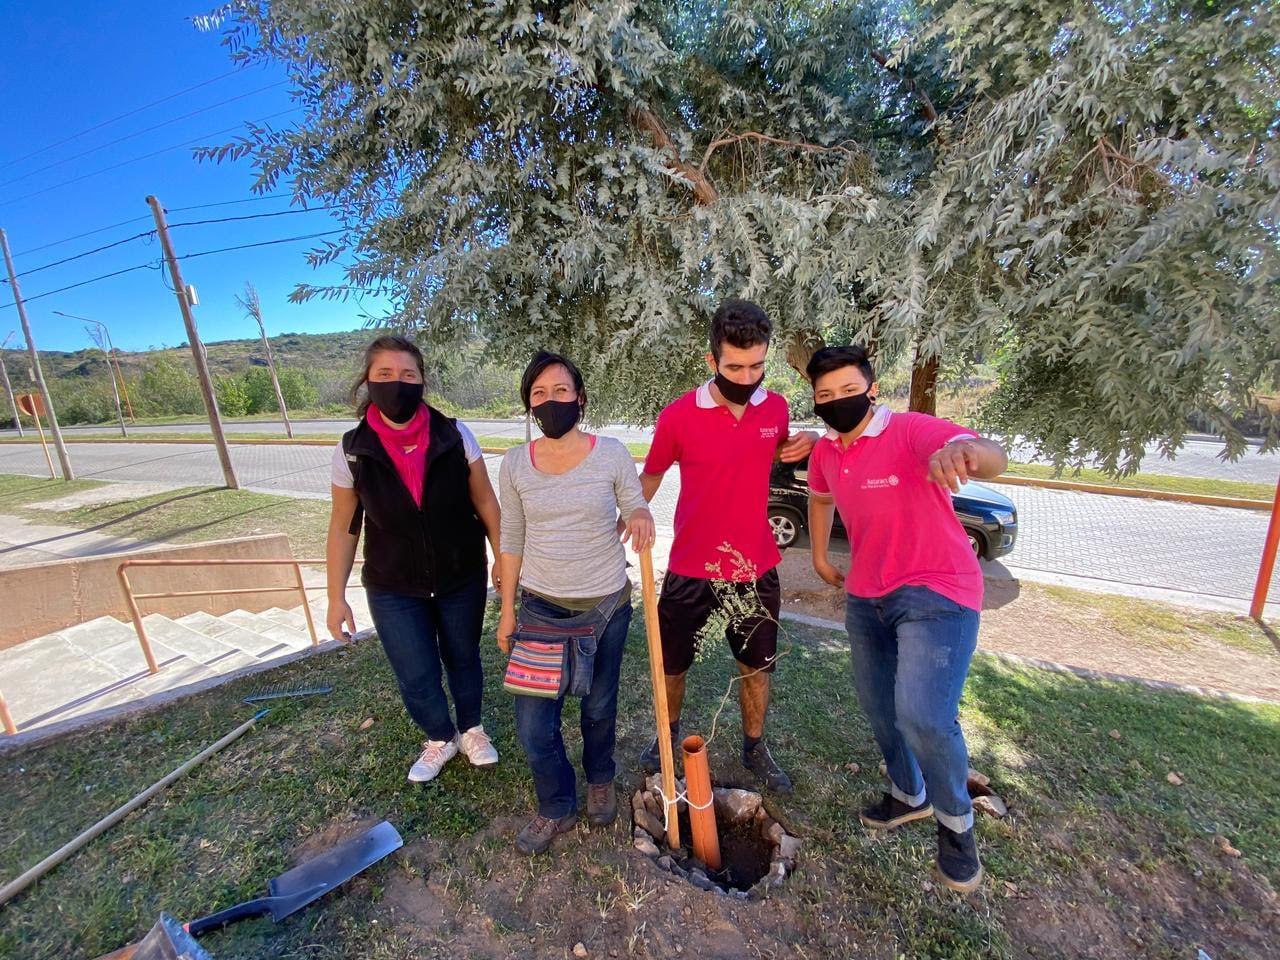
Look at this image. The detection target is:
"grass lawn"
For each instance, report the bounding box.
[1001,462,1275,502]
[0,475,331,559]
[1,612,1277,960]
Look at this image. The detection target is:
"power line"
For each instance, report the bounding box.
[168,207,336,229]
[0,228,348,308]
[0,231,156,283]
[179,229,346,260]
[0,81,290,190]
[10,215,154,258]
[9,195,304,257]
[1,263,159,307]
[168,195,302,213]
[0,68,246,172]
[0,108,301,209]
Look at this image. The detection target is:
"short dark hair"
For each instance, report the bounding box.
[519,350,588,412]
[806,345,875,387]
[351,334,426,417]
[709,298,772,360]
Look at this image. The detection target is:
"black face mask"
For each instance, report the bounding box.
[814,392,874,434]
[713,369,764,406]
[366,380,424,424]
[532,399,581,439]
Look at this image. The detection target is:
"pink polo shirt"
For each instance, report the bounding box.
[808,407,983,610]
[644,382,789,582]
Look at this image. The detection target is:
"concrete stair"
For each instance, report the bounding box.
[0,598,348,738]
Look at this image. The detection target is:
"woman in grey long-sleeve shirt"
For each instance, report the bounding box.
[497,351,655,856]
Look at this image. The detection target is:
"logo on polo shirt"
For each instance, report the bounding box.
[861,474,899,490]
[759,426,779,439]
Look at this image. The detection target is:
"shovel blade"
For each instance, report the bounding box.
[264,820,403,921]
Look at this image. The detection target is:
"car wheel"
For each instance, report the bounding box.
[966,529,984,558]
[767,506,803,549]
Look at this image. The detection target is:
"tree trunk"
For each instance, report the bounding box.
[908,349,938,415]
[784,330,826,383]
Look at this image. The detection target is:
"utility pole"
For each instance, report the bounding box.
[54,311,134,420]
[0,332,23,437]
[237,282,293,439]
[0,228,74,479]
[146,196,239,489]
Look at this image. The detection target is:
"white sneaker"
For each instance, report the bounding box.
[408,737,458,783]
[458,725,499,768]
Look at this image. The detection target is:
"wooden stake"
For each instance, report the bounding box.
[146,196,239,489]
[639,546,680,850]
[0,228,74,479]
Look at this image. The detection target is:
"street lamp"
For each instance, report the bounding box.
[52,311,135,422]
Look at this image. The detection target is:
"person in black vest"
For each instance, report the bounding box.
[326,335,503,783]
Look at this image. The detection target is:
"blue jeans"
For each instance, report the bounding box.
[367,575,488,743]
[513,591,632,818]
[845,585,980,832]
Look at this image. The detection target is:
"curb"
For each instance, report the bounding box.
[988,474,1271,511]
[777,611,1278,705]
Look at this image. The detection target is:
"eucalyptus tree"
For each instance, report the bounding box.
[203,0,1278,466]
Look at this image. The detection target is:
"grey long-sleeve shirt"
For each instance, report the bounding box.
[498,437,647,599]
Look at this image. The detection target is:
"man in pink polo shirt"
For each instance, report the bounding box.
[805,344,1008,894]
[637,299,816,794]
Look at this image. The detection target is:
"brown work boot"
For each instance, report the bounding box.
[586,781,617,827]
[514,810,578,855]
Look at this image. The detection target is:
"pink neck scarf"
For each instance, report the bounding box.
[366,404,430,507]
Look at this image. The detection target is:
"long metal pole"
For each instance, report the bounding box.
[0,229,73,479]
[0,333,22,437]
[0,710,267,906]
[146,196,238,489]
[1250,475,1280,621]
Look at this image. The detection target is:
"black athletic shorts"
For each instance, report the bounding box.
[657,568,780,674]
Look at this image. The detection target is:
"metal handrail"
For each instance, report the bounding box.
[116,557,363,675]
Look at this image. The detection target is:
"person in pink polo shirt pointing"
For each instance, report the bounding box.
[805,344,1008,894]
[637,299,817,794]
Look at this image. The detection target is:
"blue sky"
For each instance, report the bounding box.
[0,2,384,353]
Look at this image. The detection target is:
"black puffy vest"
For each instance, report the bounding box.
[342,408,487,597]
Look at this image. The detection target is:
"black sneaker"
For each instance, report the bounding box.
[935,823,983,893]
[859,792,934,829]
[743,741,793,794]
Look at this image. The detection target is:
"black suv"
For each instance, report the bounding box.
[768,457,1019,560]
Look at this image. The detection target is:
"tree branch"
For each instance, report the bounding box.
[698,131,859,176]
[871,50,938,125]
[630,105,720,205]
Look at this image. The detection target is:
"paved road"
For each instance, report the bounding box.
[0,438,1275,613]
[7,418,1276,483]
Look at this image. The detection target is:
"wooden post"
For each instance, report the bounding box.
[639,546,680,850]
[0,333,22,437]
[146,196,239,489]
[1250,474,1280,621]
[0,229,74,479]
[18,394,55,479]
[0,690,16,736]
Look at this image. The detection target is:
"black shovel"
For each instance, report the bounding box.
[95,821,404,959]
[186,820,404,936]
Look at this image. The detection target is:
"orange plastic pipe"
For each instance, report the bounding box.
[682,735,721,872]
[1251,475,1280,620]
